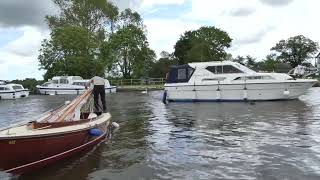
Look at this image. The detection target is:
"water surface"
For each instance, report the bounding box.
[1,88,320,179]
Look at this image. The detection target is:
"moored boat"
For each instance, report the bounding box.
[36,76,117,95]
[0,89,112,174]
[164,61,317,102]
[0,83,29,100]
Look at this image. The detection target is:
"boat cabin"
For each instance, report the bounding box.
[166,61,257,84]
[0,84,25,91]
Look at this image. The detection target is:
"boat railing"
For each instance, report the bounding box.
[110,78,166,86]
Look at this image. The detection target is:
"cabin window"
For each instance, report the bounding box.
[42,82,51,87]
[12,85,23,90]
[52,80,58,84]
[177,69,187,80]
[206,65,243,74]
[202,77,226,81]
[60,78,69,84]
[233,75,274,81]
[223,65,243,73]
[166,65,195,83]
[216,66,223,74]
[0,87,4,90]
[73,82,86,86]
[189,67,194,77]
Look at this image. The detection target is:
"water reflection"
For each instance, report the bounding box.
[0,88,320,179]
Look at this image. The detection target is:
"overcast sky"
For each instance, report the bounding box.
[0,0,319,80]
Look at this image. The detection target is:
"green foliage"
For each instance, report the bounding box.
[102,9,155,79]
[245,55,256,69]
[232,55,245,65]
[174,26,232,64]
[39,26,104,80]
[149,51,178,78]
[39,0,155,80]
[10,78,44,94]
[271,35,319,68]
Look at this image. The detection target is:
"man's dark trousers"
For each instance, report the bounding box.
[93,85,106,113]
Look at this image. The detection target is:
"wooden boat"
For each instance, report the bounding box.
[0,89,112,174]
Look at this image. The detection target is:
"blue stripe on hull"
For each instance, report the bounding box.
[167,99,294,102]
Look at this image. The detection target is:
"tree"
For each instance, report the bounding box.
[101,9,155,79]
[255,54,292,73]
[39,0,118,80]
[232,55,245,65]
[271,35,319,68]
[245,55,257,69]
[149,51,177,78]
[174,26,232,64]
[39,26,104,80]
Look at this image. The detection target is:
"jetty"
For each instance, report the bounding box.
[110,78,165,91]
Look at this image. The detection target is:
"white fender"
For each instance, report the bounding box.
[112,122,120,129]
[283,89,290,96]
[243,89,248,99]
[216,90,221,100]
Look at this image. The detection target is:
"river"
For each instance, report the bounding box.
[1,88,320,179]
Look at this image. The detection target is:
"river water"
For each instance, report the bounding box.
[1,88,320,180]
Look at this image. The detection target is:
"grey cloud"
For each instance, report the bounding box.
[235,26,275,45]
[260,0,294,6]
[0,0,140,28]
[229,7,256,17]
[0,0,58,28]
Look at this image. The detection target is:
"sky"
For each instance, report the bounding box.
[0,0,319,80]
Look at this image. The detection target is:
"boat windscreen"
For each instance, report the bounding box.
[166,65,194,83]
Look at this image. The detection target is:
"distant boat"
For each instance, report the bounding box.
[164,61,317,102]
[0,83,29,100]
[0,89,113,174]
[36,76,117,95]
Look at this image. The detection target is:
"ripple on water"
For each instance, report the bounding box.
[1,89,320,179]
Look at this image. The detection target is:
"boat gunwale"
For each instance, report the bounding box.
[0,114,111,140]
[164,80,317,87]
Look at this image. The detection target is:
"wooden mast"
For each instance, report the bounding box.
[40,89,93,123]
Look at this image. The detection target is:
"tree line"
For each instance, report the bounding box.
[38,0,319,80]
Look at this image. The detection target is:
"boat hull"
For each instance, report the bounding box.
[37,86,117,95]
[0,90,29,100]
[0,118,110,174]
[165,81,315,102]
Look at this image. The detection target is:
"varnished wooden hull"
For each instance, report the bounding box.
[0,116,110,174]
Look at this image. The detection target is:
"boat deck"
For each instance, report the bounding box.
[0,113,111,139]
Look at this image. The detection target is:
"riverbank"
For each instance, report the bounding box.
[117,85,164,91]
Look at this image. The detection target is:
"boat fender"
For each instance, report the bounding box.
[162,90,167,104]
[112,122,120,129]
[89,128,103,136]
[216,90,221,100]
[88,112,98,119]
[283,89,290,96]
[243,89,248,100]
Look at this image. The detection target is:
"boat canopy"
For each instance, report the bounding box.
[166,65,194,83]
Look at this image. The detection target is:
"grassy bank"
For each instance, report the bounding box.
[117,85,164,91]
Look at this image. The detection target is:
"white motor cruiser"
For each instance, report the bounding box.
[163,61,317,102]
[36,76,117,95]
[0,83,29,100]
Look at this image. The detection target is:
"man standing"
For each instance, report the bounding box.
[89,76,107,114]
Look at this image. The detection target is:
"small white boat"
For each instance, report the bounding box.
[164,61,317,102]
[0,83,29,100]
[36,76,117,95]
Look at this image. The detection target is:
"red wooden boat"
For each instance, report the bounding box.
[0,89,112,174]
